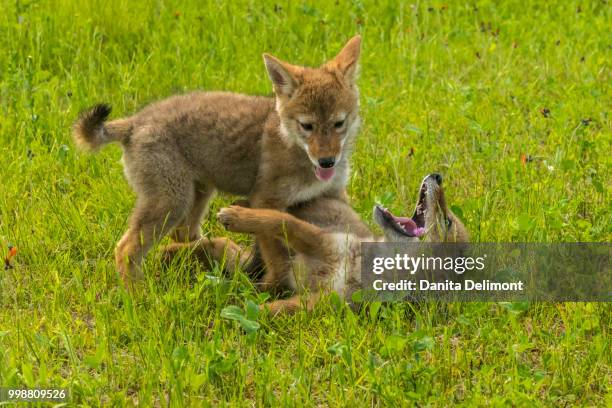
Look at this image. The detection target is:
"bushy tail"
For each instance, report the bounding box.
[72,104,132,150]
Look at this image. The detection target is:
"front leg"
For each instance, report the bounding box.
[240,188,293,292]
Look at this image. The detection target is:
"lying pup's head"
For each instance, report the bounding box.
[373,173,468,243]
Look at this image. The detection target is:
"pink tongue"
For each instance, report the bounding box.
[315,167,335,181]
[392,216,420,236]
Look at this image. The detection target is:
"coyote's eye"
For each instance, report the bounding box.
[299,122,313,132]
[334,120,345,129]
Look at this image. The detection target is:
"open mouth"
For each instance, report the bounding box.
[375,204,426,237]
[374,179,431,238]
[314,166,335,181]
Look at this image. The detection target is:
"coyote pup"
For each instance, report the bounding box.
[213,174,469,314]
[73,36,362,284]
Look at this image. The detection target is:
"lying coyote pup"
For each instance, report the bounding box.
[73,36,361,284]
[212,173,469,315]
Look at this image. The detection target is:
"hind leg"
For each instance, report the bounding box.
[171,185,216,243]
[115,193,192,285]
[162,237,251,275]
[218,206,334,292]
[218,206,332,257]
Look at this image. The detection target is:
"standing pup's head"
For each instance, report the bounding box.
[263,36,362,181]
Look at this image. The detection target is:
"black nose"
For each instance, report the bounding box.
[431,173,443,185]
[318,157,335,168]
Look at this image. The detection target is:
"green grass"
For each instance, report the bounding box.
[1,0,610,405]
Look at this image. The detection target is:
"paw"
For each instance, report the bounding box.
[259,302,281,316]
[260,300,297,316]
[217,206,253,232]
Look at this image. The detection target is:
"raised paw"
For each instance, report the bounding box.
[217,205,257,233]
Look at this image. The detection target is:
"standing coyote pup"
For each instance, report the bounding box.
[214,173,469,315]
[73,36,362,284]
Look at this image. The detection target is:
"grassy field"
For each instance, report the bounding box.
[0,0,610,405]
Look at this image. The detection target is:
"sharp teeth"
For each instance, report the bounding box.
[416,204,424,215]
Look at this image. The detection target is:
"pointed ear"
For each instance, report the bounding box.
[329,35,361,83]
[263,54,301,97]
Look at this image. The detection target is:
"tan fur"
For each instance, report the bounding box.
[162,237,250,275]
[210,174,470,315]
[73,37,362,285]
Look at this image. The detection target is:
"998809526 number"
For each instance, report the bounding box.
[0,388,68,402]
